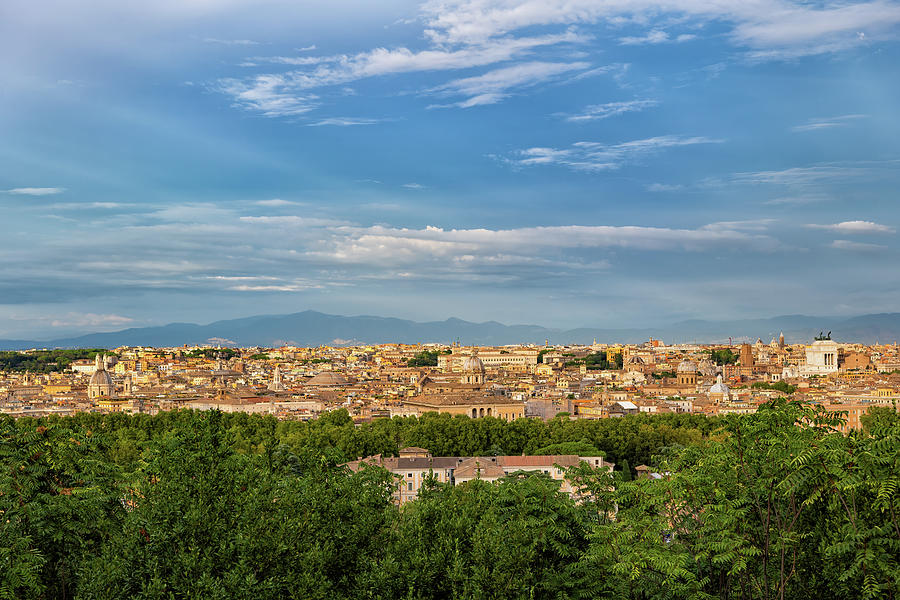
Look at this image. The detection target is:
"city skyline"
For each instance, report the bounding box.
[3,0,900,338]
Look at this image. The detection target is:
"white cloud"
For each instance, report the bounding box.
[202,37,259,46]
[307,117,384,126]
[791,114,869,132]
[762,195,828,205]
[215,74,318,117]
[428,60,589,107]
[50,312,135,329]
[563,99,658,122]
[830,239,888,252]
[255,198,297,206]
[646,183,683,192]
[510,135,723,171]
[420,0,900,58]
[402,183,427,189]
[239,215,347,227]
[5,187,65,196]
[217,31,589,115]
[212,0,899,119]
[619,29,694,45]
[308,222,780,267]
[729,166,871,186]
[808,220,895,234]
[48,202,124,209]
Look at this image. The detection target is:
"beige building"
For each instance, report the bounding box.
[438,349,539,372]
[347,448,613,504]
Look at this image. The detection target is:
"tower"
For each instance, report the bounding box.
[268,364,286,392]
[739,344,754,368]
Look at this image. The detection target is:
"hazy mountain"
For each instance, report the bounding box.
[2,310,900,350]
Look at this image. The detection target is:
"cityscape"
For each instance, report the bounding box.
[3,0,900,597]
[3,334,898,429]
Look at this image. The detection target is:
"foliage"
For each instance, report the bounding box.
[565,351,624,370]
[709,348,739,365]
[0,349,109,374]
[2,403,900,599]
[407,350,442,367]
[751,380,797,394]
[248,353,270,360]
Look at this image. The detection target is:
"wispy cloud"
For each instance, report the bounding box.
[307,117,385,126]
[215,75,318,117]
[646,183,683,192]
[48,202,124,210]
[5,187,65,196]
[212,0,899,120]
[402,183,426,189]
[422,0,900,58]
[307,222,781,268]
[562,99,658,122]
[255,199,300,207]
[49,312,135,329]
[217,31,584,116]
[807,220,895,234]
[428,60,589,107]
[830,239,888,252]
[509,135,723,171]
[619,30,696,45]
[729,166,871,186]
[792,114,868,132]
[202,37,260,46]
[762,195,829,205]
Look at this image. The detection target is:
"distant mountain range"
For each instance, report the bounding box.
[3,310,900,350]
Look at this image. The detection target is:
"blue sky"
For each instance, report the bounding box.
[2,0,900,339]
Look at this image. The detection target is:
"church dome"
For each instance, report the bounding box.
[697,359,717,377]
[626,355,644,365]
[709,374,730,395]
[88,354,115,399]
[306,371,349,386]
[89,369,113,387]
[676,360,697,373]
[462,354,485,373]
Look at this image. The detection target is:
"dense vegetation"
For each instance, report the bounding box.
[2,403,899,599]
[708,348,739,365]
[0,349,109,374]
[407,349,447,367]
[750,380,797,394]
[565,351,624,370]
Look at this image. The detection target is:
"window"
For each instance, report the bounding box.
[408,473,413,478]
[407,483,413,491]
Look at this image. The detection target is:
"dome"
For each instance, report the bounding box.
[306,371,349,386]
[626,355,644,365]
[462,354,485,373]
[676,360,697,373]
[88,354,115,399]
[89,369,113,387]
[709,374,730,395]
[697,359,717,377]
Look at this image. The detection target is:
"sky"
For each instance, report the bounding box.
[2,0,900,339]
